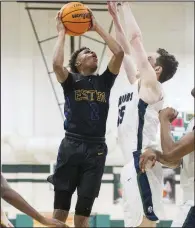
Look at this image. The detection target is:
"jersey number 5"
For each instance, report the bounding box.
[117,105,126,126]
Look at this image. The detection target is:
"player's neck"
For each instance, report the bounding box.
[80,69,96,76]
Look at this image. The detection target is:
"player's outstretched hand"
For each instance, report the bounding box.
[139,149,157,173]
[55,11,66,34]
[107,1,118,18]
[159,107,178,123]
[41,217,68,227]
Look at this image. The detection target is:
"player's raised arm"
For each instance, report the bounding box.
[120,2,162,103]
[159,107,194,161]
[108,2,137,84]
[53,11,69,83]
[119,2,151,72]
[88,9,124,75]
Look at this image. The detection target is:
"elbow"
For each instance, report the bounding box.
[53,62,63,73]
[168,161,181,169]
[130,33,142,45]
[115,47,124,59]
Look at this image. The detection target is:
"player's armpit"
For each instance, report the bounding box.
[108,51,124,75]
[53,65,69,83]
[139,83,163,105]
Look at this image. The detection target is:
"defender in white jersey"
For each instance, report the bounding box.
[108,2,179,227]
[140,89,195,228]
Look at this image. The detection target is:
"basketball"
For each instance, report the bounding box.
[61,2,92,36]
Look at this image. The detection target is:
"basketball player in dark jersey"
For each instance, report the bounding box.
[48,8,124,227]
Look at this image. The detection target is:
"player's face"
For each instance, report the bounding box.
[147,52,160,68]
[148,52,162,80]
[77,48,98,74]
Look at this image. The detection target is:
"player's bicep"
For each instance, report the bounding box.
[108,52,124,75]
[123,54,137,84]
[53,65,69,83]
[131,36,150,72]
[132,38,159,88]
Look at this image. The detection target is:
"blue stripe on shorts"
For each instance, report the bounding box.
[132,99,158,221]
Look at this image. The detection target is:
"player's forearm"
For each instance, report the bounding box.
[155,151,180,168]
[113,17,131,55]
[158,130,194,165]
[120,3,156,80]
[2,188,44,224]
[120,2,142,43]
[160,119,176,154]
[95,23,124,57]
[53,31,65,68]
[162,137,194,161]
[112,16,137,83]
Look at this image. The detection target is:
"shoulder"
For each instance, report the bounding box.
[61,72,81,85]
[100,67,118,78]
[60,72,83,94]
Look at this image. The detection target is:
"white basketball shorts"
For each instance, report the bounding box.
[120,151,164,227]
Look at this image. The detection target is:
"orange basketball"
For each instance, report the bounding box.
[61,2,92,36]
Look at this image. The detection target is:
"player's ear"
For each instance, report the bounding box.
[154,66,162,75]
[75,61,81,67]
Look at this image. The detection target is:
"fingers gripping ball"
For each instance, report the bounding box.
[61,2,92,36]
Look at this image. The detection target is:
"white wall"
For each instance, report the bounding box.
[1,2,194,164]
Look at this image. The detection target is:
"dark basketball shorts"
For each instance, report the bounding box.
[52,132,107,198]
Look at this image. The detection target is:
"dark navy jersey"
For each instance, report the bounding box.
[61,67,117,137]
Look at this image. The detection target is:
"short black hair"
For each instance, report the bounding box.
[156,48,179,83]
[69,47,88,73]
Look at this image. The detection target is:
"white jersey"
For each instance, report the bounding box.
[180,117,194,204]
[118,80,164,163]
